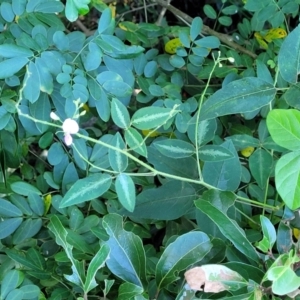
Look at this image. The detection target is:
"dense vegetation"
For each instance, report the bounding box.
[1,0,300,299]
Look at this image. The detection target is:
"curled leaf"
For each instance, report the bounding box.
[240,146,254,157]
[165,38,183,54]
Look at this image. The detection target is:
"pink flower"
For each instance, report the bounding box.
[62,118,79,146]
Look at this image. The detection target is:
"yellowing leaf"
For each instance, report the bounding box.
[82,103,90,112]
[118,21,138,32]
[43,194,52,215]
[142,129,161,138]
[264,28,287,43]
[255,28,287,49]
[293,228,300,240]
[109,2,116,19]
[165,38,183,54]
[254,32,268,49]
[240,146,254,157]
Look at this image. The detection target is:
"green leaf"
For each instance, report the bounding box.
[202,140,241,191]
[195,200,259,261]
[257,215,276,253]
[103,80,132,98]
[0,199,22,217]
[34,1,64,13]
[23,61,41,103]
[6,289,24,300]
[275,151,300,210]
[29,93,51,133]
[111,98,130,129]
[194,36,220,48]
[199,145,234,161]
[169,55,185,68]
[28,194,44,216]
[156,232,212,289]
[48,215,85,286]
[131,106,177,130]
[190,17,203,41]
[218,16,233,26]
[0,2,14,22]
[144,61,157,77]
[249,149,273,189]
[12,218,42,244]
[267,109,300,151]
[65,0,89,22]
[0,44,33,58]
[0,218,23,239]
[0,57,28,79]
[6,249,45,271]
[278,24,300,83]
[115,173,136,212]
[84,244,110,293]
[108,133,128,172]
[10,181,41,196]
[153,139,195,158]
[204,4,217,19]
[102,214,147,287]
[115,181,195,220]
[98,7,113,34]
[200,77,276,121]
[60,173,112,208]
[19,285,40,299]
[12,0,26,15]
[0,270,24,299]
[124,127,147,157]
[118,282,143,300]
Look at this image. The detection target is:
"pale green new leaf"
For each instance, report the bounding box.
[156,231,212,289]
[60,173,112,208]
[267,109,300,151]
[257,215,276,253]
[275,151,300,209]
[200,77,276,121]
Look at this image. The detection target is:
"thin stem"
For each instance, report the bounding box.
[17,111,279,211]
[194,53,221,181]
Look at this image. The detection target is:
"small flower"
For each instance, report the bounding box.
[62,118,79,146]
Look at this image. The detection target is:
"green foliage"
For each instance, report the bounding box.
[0,0,300,299]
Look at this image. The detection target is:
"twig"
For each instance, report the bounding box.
[74,19,91,36]
[156,0,257,59]
[156,0,171,26]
